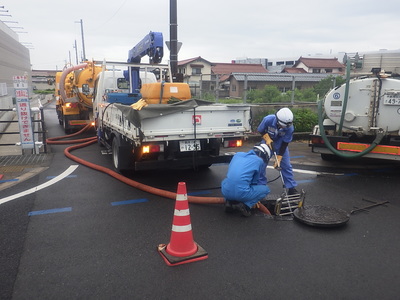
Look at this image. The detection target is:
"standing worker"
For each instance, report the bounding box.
[221,144,272,217]
[257,107,299,195]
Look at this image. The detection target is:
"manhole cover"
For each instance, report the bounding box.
[293,206,350,227]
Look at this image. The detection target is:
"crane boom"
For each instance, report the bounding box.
[128,31,163,64]
[127,31,164,93]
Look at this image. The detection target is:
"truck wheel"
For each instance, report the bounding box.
[112,137,122,171]
[112,135,134,173]
[56,106,63,125]
[63,115,72,134]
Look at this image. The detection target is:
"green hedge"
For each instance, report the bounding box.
[251,107,318,133]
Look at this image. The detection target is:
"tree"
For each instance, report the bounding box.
[247,85,285,103]
[294,88,317,102]
[313,75,345,98]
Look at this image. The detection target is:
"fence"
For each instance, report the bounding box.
[0,106,47,154]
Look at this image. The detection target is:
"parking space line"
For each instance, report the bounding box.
[111,198,148,206]
[0,179,19,183]
[28,207,72,216]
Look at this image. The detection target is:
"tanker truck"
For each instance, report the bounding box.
[55,61,102,133]
[310,69,400,161]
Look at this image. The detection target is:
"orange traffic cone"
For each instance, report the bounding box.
[158,182,208,266]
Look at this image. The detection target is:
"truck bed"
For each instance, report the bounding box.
[104,99,251,142]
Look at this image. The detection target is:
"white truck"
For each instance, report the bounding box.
[93,62,252,172]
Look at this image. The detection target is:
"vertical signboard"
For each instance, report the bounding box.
[13,76,34,149]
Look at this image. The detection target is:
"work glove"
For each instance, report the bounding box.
[262,133,273,149]
[130,99,148,110]
[274,155,282,170]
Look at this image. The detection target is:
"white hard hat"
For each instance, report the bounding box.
[253,144,271,162]
[276,107,293,127]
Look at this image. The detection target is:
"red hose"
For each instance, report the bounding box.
[63,138,224,204]
[46,127,271,213]
[46,124,93,143]
[46,127,224,204]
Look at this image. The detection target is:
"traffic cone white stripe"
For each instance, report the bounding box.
[174,209,190,216]
[172,224,192,232]
[176,194,187,201]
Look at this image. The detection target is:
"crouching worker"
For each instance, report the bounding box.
[221,144,271,217]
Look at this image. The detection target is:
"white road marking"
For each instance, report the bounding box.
[266,165,344,176]
[0,165,79,205]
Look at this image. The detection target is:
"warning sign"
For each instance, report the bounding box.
[13,76,34,149]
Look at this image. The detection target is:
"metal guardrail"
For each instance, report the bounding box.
[0,107,47,153]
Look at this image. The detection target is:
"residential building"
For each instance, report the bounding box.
[292,57,345,74]
[281,68,307,74]
[212,63,268,81]
[177,58,269,97]
[177,56,213,83]
[177,57,213,96]
[211,63,268,98]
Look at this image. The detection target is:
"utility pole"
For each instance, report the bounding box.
[74,40,78,65]
[75,19,86,62]
[169,0,178,80]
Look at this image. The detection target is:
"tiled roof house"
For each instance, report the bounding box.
[293,57,345,74]
[211,63,268,82]
[177,56,213,83]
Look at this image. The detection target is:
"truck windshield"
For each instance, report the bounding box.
[117,78,129,90]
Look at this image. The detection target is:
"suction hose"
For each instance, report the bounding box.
[337,59,351,136]
[46,124,95,144]
[46,125,272,213]
[317,99,385,158]
[47,126,223,204]
[59,63,88,102]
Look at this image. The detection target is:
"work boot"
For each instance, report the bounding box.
[234,202,252,217]
[288,187,299,195]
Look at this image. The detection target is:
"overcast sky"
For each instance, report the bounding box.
[2,0,400,70]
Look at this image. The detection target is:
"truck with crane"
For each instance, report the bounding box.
[309,63,400,162]
[92,31,251,172]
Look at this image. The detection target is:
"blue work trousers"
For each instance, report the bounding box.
[221,179,270,208]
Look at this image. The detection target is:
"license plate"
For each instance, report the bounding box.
[383,98,400,105]
[179,140,201,152]
[383,93,400,105]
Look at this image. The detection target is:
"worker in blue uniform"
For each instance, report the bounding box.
[221,144,271,217]
[257,107,298,195]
